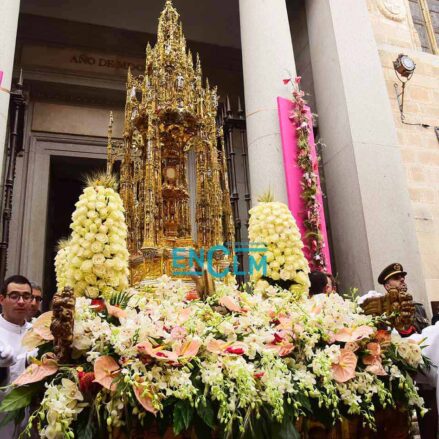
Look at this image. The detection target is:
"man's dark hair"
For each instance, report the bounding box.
[0,275,33,296]
[309,271,328,296]
[30,281,42,292]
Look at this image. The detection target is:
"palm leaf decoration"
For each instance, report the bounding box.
[109,290,132,309]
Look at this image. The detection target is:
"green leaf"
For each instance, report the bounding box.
[76,408,95,439]
[0,384,42,412]
[270,419,300,439]
[196,399,215,428]
[194,413,213,439]
[0,408,23,427]
[173,400,194,435]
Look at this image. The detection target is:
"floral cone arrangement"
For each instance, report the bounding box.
[66,174,129,299]
[1,283,428,438]
[249,191,310,297]
[54,238,71,291]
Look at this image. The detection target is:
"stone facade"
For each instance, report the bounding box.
[367,0,439,306]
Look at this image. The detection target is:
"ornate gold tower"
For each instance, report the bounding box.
[107,0,234,284]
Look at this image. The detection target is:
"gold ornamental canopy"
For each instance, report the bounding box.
[107,0,234,283]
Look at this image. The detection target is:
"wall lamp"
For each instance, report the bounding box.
[393,54,431,129]
[393,54,415,122]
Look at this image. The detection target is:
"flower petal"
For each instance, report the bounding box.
[133,383,157,415]
[93,355,120,391]
[32,311,54,341]
[13,357,58,386]
[332,349,357,383]
[106,303,127,319]
[219,296,242,313]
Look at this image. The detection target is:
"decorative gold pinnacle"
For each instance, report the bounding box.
[107,0,234,282]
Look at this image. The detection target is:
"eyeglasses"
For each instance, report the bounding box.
[6,292,34,303]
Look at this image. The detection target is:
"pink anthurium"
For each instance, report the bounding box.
[173,339,201,359]
[93,355,121,391]
[206,339,247,356]
[133,381,158,415]
[331,349,357,383]
[137,340,178,362]
[334,326,374,343]
[219,296,243,313]
[106,303,127,319]
[32,311,54,341]
[13,354,58,386]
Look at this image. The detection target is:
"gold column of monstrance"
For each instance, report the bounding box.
[107,0,235,284]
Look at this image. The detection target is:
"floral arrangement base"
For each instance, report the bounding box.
[301,408,409,439]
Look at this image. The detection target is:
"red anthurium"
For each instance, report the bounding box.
[91,298,106,313]
[225,346,245,355]
[185,289,200,301]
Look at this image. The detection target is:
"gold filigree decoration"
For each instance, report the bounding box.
[107,0,234,281]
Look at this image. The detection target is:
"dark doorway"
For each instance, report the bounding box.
[43,155,106,310]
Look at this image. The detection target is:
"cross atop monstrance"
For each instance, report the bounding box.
[107,0,234,284]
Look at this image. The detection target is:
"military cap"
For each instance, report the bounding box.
[378,263,407,285]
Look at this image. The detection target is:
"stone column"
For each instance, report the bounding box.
[239,0,296,204]
[306,0,428,305]
[0,0,21,176]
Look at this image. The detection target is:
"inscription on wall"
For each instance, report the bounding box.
[21,45,145,79]
[70,54,143,72]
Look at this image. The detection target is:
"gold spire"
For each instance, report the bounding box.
[106,0,234,283]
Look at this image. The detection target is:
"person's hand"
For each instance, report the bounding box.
[0,341,16,367]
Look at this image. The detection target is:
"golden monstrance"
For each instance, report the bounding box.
[107,0,235,284]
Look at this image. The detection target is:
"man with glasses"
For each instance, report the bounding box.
[0,275,35,436]
[0,275,33,385]
[28,281,43,321]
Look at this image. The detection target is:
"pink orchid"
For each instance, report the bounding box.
[331,349,357,383]
[283,78,291,85]
[295,76,302,84]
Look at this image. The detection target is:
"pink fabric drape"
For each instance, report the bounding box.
[277,96,332,272]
